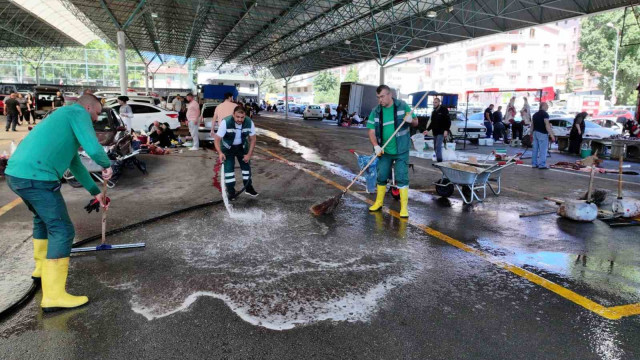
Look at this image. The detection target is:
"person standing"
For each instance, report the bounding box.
[504,97,516,144]
[212,92,237,135]
[531,102,555,169]
[492,106,504,141]
[425,97,451,162]
[483,104,494,139]
[4,92,21,132]
[17,93,28,125]
[5,94,112,312]
[117,96,133,132]
[28,93,36,124]
[171,94,182,114]
[367,85,418,218]
[24,93,33,125]
[52,91,65,110]
[214,106,258,198]
[185,93,201,151]
[568,112,588,155]
[520,97,531,127]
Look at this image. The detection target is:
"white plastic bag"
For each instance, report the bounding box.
[442,147,457,161]
[411,134,426,152]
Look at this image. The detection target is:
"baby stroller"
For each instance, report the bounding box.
[350,149,400,200]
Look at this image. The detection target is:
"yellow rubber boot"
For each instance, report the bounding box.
[369,185,387,212]
[41,258,88,312]
[32,238,48,281]
[399,188,409,218]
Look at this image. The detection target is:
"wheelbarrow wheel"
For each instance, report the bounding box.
[435,179,454,197]
[390,186,400,200]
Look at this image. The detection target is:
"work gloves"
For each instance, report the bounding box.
[374,145,383,156]
[84,197,110,214]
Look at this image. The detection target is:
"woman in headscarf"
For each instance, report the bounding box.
[568,112,588,155]
[117,95,133,132]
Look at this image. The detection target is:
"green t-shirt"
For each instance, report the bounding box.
[367,103,415,155]
[6,104,111,195]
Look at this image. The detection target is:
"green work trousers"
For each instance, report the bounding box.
[223,145,251,192]
[6,175,75,259]
[376,152,409,188]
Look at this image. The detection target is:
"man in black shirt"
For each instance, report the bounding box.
[492,105,504,141]
[4,92,22,132]
[483,104,494,138]
[531,102,555,169]
[425,97,451,162]
[52,91,65,109]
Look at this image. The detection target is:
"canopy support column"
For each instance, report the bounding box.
[145,64,149,94]
[117,30,128,95]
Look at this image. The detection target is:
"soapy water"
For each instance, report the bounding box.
[99,201,426,330]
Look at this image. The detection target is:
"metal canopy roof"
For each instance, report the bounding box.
[0,0,84,49]
[7,0,637,78]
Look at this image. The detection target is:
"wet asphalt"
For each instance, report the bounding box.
[1,112,640,359]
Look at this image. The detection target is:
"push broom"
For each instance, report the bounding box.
[311,91,429,216]
[72,180,145,253]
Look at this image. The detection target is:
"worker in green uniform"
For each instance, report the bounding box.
[367,85,418,218]
[214,105,258,198]
[5,94,112,312]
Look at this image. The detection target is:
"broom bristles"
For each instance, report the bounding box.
[311,193,343,216]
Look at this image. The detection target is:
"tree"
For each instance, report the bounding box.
[313,70,338,92]
[579,10,640,105]
[344,66,359,82]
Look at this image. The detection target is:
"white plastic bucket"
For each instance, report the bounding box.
[445,143,456,151]
[486,138,494,146]
[479,138,487,146]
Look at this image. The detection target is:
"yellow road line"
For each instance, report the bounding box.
[257,146,640,320]
[0,197,23,217]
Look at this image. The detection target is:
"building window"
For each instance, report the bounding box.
[543,44,550,53]
[511,44,518,53]
[510,60,517,70]
[490,46,496,52]
[543,60,549,67]
[234,83,240,88]
[529,29,535,38]
[528,60,534,69]
[424,57,431,64]
[541,75,549,83]
[558,59,566,66]
[509,75,517,83]
[218,82,224,86]
[304,87,308,92]
[249,84,255,90]
[559,44,566,51]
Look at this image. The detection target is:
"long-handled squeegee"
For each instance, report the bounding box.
[72,181,145,253]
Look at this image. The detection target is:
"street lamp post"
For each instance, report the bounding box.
[607,22,620,105]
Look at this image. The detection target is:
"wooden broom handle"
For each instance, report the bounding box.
[101,180,108,245]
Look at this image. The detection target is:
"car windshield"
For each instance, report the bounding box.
[599,110,613,116]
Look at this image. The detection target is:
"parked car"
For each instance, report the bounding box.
[198,103,217,143]
[0,95,5,113]
[294,104,307,114]
[303,105,323,120]
[33,86,61,118]
[598,109,633,121]
[110,102,180,131]
[423,111,486,142]
[590,117,623,133]
[105,95,160,107]
[549,117,618,139]
[323,104,337,119]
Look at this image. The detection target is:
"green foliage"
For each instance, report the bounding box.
[579,10,640,105]
[314,88,339,104]
[313,70,338,93]
[344,66,359,82]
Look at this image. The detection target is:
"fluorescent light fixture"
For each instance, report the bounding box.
[345,39,351,45]
[154,40,160,43]
[151,12,158,18]
[427,10,437,18]
[10,0,99,46]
